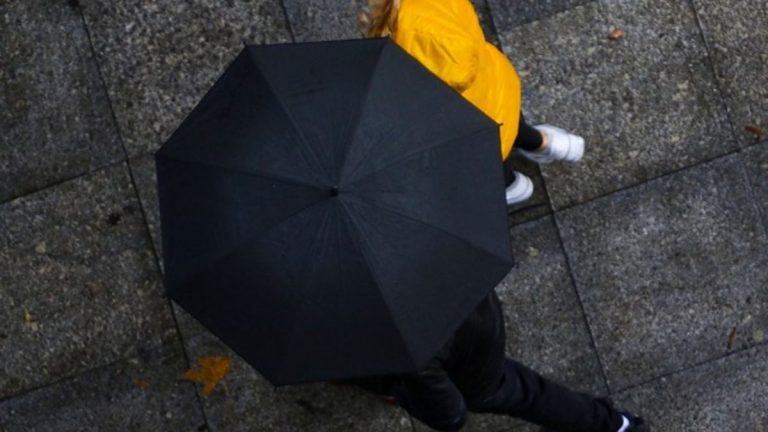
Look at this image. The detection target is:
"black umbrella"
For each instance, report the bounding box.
[156,38,513,386]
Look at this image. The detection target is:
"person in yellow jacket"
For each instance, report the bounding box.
[360,0,585,206]
[351,2,648,432]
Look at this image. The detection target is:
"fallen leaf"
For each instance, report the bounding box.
[608,29,625,40]
[23,309,40,332]
[132,377,150,390]
[527,246,540,257]
[745,125,766,140]
[754,329,765,344]
[181,356,231,396]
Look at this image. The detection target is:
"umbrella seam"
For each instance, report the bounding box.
[345,125,498,188]
[337,39,389,184]
[167,192,331,298]
[246,47,333,186]
[345,194,511,269]
[155,153,326,192]
[338,200,420,370]
[277,201,337,380]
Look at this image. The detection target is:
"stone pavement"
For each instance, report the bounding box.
[1,0,767,430]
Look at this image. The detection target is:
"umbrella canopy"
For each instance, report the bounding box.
[156,38,513,386]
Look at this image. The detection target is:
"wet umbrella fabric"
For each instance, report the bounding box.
[155,38,513,386]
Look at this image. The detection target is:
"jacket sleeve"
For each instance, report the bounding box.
[391,355,467,431]
[394,25,480,92]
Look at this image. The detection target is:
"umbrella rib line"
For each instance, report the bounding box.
[338,200,420,369]
[278,203,338,377]
[171,197,331,296]
[248,50,331,185]
[344,125,498,188]
[157,153,326,191]
[346,195,510,267]
[337,42,387,183]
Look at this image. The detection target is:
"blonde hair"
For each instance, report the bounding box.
[358,0,401,38]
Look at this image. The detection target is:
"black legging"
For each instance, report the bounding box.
[504,114,542,186]
[346,293,623,432]
[514,114,542,151]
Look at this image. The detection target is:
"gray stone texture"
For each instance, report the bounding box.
[128,155,162,263]
[416,216,605,431]
[613,344,768,431]
[502,216,606,395]
[183,332,413,432]
[692,0,768,145]
[283,0,367,42]
[0,164,176,398]
[743,142,768,230]
[0,342,204,432]
[499,0,735,209]
[488,0,592,29]
[0,0,123,203]
[558,155,768,390]
[78,0,292,157]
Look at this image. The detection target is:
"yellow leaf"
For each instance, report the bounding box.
[181,356,232,396]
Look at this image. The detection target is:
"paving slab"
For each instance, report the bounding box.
[487,0,593,30]
[0,0,123,203]
[281,0,499,44]
[128,155,162,264]
[416,216,605,432]
[692,0,768,146]
[498,0,734,209]
[0,163,177,399]
[613,343,768,432]
[501,216,606,394]
[182,332,413,432]
[742,139,768,232]
[78,0,292,157]
[282,0,366,42]
[0,341,204,432]
[557,155,768,391]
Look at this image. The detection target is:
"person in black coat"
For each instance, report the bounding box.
[346,291,647,432]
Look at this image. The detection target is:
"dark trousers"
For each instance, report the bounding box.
[349,292,622,432]
[504,114,542,186]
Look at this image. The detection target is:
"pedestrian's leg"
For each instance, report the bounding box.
[513,113,544,151]
[502,155,517,187]
[473,358,623,432]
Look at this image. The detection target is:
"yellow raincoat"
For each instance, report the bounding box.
[389,0,522,160]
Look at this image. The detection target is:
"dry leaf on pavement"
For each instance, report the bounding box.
[745,125,766,140]
[608,29,625,40]
[132,377,150,390]
[181,356,232,396]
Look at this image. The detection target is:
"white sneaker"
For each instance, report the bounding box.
[517,124,584,164]
[505,171,533,206]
